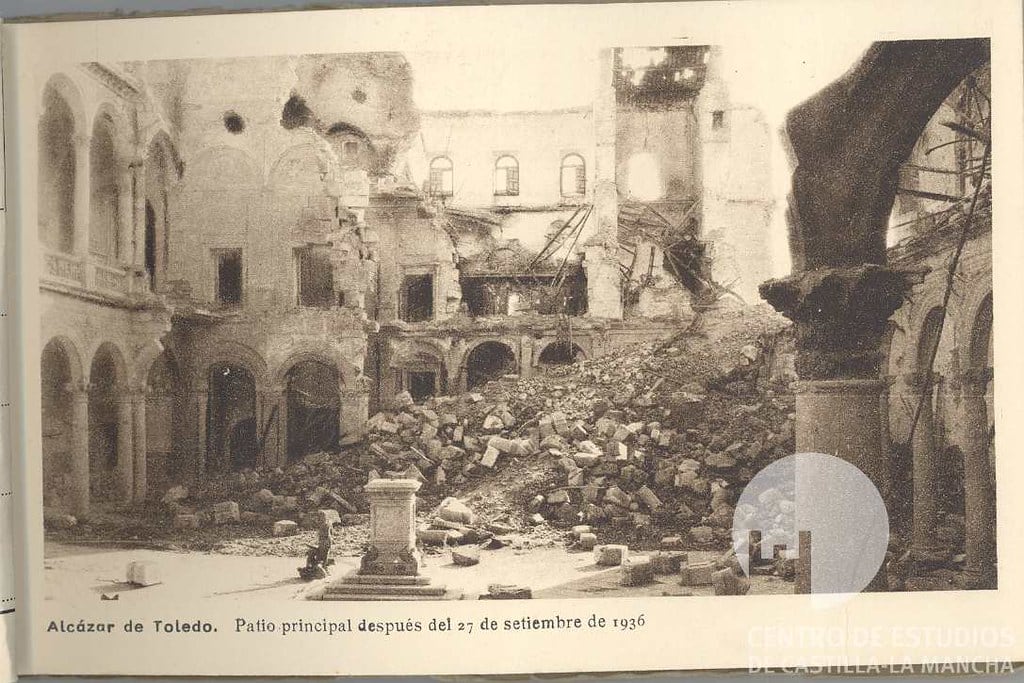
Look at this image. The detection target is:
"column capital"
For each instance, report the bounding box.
[759,265,917,380]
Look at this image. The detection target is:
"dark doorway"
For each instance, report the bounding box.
[145,201,157,290]
[400,274,434,322]
[286,361,340,462]
[465,341,517,390]
[88,346,122,501]
[41,341,75,511]
[216,249,243,305]
[407,371,437,402]
[538,341,584,367]
[207,364,257,471]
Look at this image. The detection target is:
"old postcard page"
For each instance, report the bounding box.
[4,0,1023,675]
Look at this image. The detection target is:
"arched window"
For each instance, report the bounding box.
[560,153,586,198]
[429,156,454,197]
[38,85,77,253]
[494,155,519,196]
[90,114,120,260]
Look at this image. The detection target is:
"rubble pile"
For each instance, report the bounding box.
[161,302,796,553]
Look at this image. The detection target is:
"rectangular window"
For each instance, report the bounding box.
[712,110,726,130]
[296,246,335,308]
[399,273,434,322]
[215,249,243,305]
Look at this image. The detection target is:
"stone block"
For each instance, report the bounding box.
[481,446,500,468]
[621,555,654,586]
[480,584,532,599]
[571,524,592,539]
[417,528,460,545]
[636,485,662,510]
[212,501,240,524]
[273,520,298,536]
[546,489,570,505]
[661,535,685,550]
[713,568,751,596]
[578,532,598,550]
[126,561,161,587]
[680,561,716,586]
[173,513,200,530]
[437,497,476,525]
[594,544,628,566]
[650,551,688,574]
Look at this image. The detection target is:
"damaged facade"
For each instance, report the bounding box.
[38,47,774,517]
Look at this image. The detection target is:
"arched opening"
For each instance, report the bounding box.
[286,360,340,462]
[144,201,157,290]
[41,340,76,511]
[969,293,994,475]
[538,341,585,367]
[146,352,184,497]
[89,114,120,260]
[88,345,123,502]
[38,84,77,253]
[494,155,519,196]
[428,156,453,198]
[560,153,586,198]
[465,341,517,390]
[207,364,257,472]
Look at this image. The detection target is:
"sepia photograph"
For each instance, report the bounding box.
[32,32,993,607]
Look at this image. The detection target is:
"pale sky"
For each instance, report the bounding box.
[406,37,871,277]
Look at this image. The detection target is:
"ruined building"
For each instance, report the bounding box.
[37,47,774,516]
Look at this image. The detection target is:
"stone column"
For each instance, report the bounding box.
[962,368,996,589]
[131,388,148,502]
[73,134,92,257]
[905,372,943,564]
[67,383,91,517]
[274,386,289,468]
[116,162,134,265]
[116,395,134,503]
[761,265,914,592]
[520,336,534,379]
[585,48,624,321]
[131,153,147,269]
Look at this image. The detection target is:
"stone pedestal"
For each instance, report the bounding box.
[317,479,456,600]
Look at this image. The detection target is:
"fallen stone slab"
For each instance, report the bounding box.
[479,584,532,600]
[417,529,461,545]
[452,547,481,566]
[621,555,654,586]
[571,524,592,539]
[594,544,628,566]
[578,532,598,550]
[680,561,716,586]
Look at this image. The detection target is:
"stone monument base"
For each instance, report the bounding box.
[315,572,460,601]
